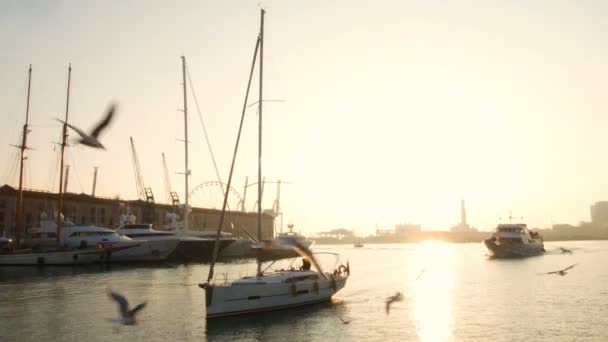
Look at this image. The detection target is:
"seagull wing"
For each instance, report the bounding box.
[107,290,129,318]
[562,264,577,272]
[546,271,559,275]
[90,104,116,138]
[56,119,88,139]
[128,302,147,317]
[281,238,327,279]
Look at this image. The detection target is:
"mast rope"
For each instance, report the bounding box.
[67,148,85,193]
[206,34,261,284]
[184,65,227,200]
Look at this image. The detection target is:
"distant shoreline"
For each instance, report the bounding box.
[310,230,608,245]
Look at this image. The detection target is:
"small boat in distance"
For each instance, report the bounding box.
[484,223,545,258]
[354,241,364,248]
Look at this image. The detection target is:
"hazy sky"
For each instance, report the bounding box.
[2,0,608,235]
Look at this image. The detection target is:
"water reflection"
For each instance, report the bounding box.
[410,242,454,341]
[205,301,339,340]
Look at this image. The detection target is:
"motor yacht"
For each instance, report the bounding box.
[484,223,545,258]
[115,223,234,262]
[27,219,178,262]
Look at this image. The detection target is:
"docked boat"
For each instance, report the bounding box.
[0,65,106,266]
[484,223,545,258]
[200,9,349,319]
[115,223,234,262]
[0,247,107,265]
[219,224,312,260]
[28,219,179,262]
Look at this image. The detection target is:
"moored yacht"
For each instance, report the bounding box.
[28,219,178,262]
[115,223,235,262]
[484,223,545,258]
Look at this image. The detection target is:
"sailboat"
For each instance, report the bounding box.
[168,56,236,261]
[0,65,107,265]
[200,10,349,319]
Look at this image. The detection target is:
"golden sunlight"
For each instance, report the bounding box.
[410,241,455,341]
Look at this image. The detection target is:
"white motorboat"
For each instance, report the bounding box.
[29,219,178,262]
[220,224,312,260]
[484,223,545,258]
[115,224,234,262]
[200,9,349,319]
[0,248,106,265]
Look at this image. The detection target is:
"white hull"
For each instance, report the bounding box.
[0,249,105,265]
[204,272,348,318]
[105,239,179,262]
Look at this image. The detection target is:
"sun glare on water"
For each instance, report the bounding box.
[410,241,455,341]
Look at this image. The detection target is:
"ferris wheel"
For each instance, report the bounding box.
[188,181,243,210]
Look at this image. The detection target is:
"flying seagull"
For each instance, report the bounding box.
[107,289,147,325]
[339,316,350,324]
[546,264,578,276]
[415,268,426,280]
[559,247,572,254]
[385,292,403,315]
[57,103,116,149]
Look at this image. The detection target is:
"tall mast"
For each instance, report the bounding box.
[206,28,262,284]
[256,8,265,277]
[15,65,32,248]
[181,56,190,232]
[57,64,71,243]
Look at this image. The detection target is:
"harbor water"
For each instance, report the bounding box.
[1,241,607,341]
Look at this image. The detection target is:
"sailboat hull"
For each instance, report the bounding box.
[204,274,347,318]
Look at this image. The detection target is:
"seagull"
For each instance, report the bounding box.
[57,103,116,149]
[415,268,426,280]
[385,292,403,315]
[107,289,147,325]
[559,247,572,254]
[546,264,578,276]
[339,316,350,324]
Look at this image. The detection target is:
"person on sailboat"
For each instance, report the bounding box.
[300,257,311,271]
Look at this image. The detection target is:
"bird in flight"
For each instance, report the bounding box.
[546,264,578,276]
[385,292,403,315]
[107,289,147,325]
[415,268,426,280]
[339,316,350,324]
[58,103,116,149]
[559,247,572,254]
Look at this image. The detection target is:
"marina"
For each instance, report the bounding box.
[2,2,608,341]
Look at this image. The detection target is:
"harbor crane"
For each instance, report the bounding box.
[161,152,180,207]
[129,136,154,203]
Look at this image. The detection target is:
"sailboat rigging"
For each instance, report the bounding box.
[56,64,72,242]
[0,65,106,265]
[14,65,32,249]
[201,9,349,319]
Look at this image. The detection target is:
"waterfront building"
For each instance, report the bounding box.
[0,184,273,239]
[590,201,608,228]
